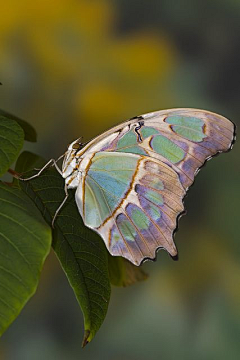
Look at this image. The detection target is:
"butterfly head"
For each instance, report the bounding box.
[71,138,83,151]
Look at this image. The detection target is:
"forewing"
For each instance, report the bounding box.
[114,109,235,189]
[75,152,185,266]
[78,108,235,190]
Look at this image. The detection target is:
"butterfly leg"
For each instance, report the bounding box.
[52,183,69,227]
[18,156,63,181]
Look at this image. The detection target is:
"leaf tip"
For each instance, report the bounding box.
[82,329,91,348]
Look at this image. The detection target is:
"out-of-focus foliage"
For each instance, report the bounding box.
[108,255,148,287]
[0,118,24,176]
[1,0,239,359]
[0,110,37,142]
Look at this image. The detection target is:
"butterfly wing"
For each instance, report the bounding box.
[115,109,235,189]
[78,108,235,190]
[75,152,185,265]
[71,108,235,265]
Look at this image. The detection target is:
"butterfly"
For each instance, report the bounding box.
[24,108,236,266]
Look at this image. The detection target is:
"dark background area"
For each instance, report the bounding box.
[1,0,240,359]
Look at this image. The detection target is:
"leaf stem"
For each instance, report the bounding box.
[8,168,21,178]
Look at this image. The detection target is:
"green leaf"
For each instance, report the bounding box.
[0,110,37,142]
[15,151,46,174]
[0,117,24,177]
[108,254,148,287]
[13,151,45,188]
[0,182,51,335]
[13,151,46,187]
[17,152,111,346]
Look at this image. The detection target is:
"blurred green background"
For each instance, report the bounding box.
[1,0,240,359]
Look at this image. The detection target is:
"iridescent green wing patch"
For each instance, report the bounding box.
[150,134,185,163]
[165,115,207,142]
[116,126,159,155]
[116,129,146,155]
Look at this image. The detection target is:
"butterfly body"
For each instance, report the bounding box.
[61,108,235,266]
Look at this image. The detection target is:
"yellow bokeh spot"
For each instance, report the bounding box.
[0,0,114,36]
[110,33,176,80]
[74,83,129,135]
[75,0,115,38]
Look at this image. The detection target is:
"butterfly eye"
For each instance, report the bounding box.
[72,143,81,150]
